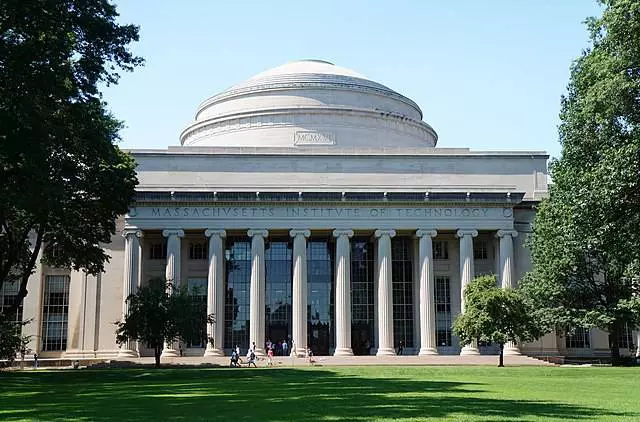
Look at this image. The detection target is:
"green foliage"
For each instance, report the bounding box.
[453,275,541,366]
[520,0,640,363]
[115,279,212,367]
[0,314,30,365]
[0,0,142,315]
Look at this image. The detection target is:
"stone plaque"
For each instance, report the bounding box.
[294,131,336,146]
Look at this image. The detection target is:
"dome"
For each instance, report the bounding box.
[180,60,437,148]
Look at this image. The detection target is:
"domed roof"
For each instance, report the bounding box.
[180,60,437,148]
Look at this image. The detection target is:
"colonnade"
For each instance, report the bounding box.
[118,228,519,358]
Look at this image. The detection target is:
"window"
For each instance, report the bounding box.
[618,323,634,349]
[565,327,590,349]
[0,280,23,333]
[392,237,414,348]
[149,241,166,260]
[435,276,452,347]
[473,240,488,260]
[50,244,62,258]
[433,241,449,260]
[41,275,70,351]
[265,241,292,346]
[186,278,207,348]
[307,239,335,355]
[189,242,208,260]
[224,239,251,349]
[351,239,375,355]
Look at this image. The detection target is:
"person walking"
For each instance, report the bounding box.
[33,353,38,369]
[267,347,274,367]
[398,340,404,355]
[248,349,257,368]
[282,340,288,356]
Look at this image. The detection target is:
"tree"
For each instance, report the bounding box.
[0,314,29,366]
[115,278,212,368]
[453,275,541,367]
[520,0,640,365]
[0,1,142,317]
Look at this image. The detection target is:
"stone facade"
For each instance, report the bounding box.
[13,60,639,360]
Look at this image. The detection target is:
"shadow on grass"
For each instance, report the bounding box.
[0,368,632,421]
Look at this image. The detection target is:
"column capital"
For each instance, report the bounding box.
[122,229,143,239]
[496,229,519,239]
[456,229,478,238]
[416,229,437,238]
[162,229,185,238]
[375,229,396,238]
[333,229,354,238]
[205,229,226,238]
[247,229,268,238]
[289,229,311,238]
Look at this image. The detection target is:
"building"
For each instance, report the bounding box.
[9,60,639,359]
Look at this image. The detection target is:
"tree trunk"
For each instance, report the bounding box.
[609,325,621,366]
[154,346,161,368]
[498,343,504,367]
[6,227,44,316]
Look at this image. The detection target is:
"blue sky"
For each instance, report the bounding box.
[104,1,602,159]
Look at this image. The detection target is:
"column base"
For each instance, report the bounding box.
[376,347,396,356]
[292,347,307,357]
[253,347,266,357]
[161,348,180,358]
[334,347,354,357]
[503,346,521,356]
[203,347,224,357]
[460,345,480,356]
[116,349,139,359]
[418,347,439,356]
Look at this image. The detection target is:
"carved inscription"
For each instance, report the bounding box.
[294,131,336,146]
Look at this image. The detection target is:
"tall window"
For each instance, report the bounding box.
[618,323,634,349]
[149,241,166,260]
[186,278,207,348]
[433,241,449,260]
[351,239,375,355]
[0,280,23,331]
[41,275,70,351]
[566,327,590,349]
[224,239,251,349]
[473,239,488,260]
[265,241,292,346]
[392,237,414,348]
[435,276,452,347]
[307,239,334,355]
[189,242,208,260]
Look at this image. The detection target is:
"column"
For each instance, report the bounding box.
[290,229,310,357]
[636,330,640,358]
[457,229,479,355]
[333,229,354,356]
[118,229,142,358]
[204,229,226,357]
[417,229,438,355]
[375,229,396,356]
[161,229,184,358]
[248,229,268,356]
[497,229,521,355]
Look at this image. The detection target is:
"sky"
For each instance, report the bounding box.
[104,1,603,160]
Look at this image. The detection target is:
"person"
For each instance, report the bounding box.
[248,350,257,368]
[282,340,288,356]
[33,353,38,369]
[306,347,313,365]
[398,340,404,355]
[230,349,239,367]
[235,345,242,365]
[179,344,184,357]
[267,347,274,367]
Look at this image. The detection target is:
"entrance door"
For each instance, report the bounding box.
[309,321,330,356]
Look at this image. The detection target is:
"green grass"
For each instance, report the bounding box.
[0,366,638,421]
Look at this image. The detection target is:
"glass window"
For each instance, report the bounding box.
[435,276,452,347]
[391,237,414,348]
[149,241,166,260]
[0,280,23,333]
[433,241,449,260]
[189,242,208,260]
[618,323,634,349]
[265,240,292,350]
[473,239,488,260]
[224,239,251,349]
[185,278,207,348]
[307,239,334,355]
[351,239,375,355]
[41,275,70,351]
[565,327,590,349]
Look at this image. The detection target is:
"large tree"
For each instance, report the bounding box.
[115,278,211,368]
[0,1,142,317]
[453,275,541,367]
[521,0,640,364]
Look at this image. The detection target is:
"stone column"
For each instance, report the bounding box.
[333,229,354,356]
[118,229,142,358]
[161,229,184,358]
[497,229,521,355]
[457,229,479,356]
[375,229,396,356]
[290,229,310,357]
[417,229,438,356]
[248,229,268,356]
[635,330,640,358]
[204,229,226,357]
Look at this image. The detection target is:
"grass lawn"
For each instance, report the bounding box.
[0,365,638,421]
